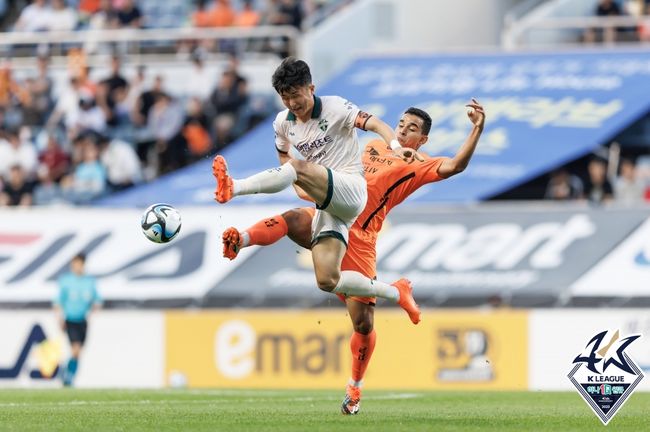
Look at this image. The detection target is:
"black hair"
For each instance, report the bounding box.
[271,57,312,94]
[404,107,432,136]
[73,253,86,263]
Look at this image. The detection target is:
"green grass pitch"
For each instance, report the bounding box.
[0,389,648,431]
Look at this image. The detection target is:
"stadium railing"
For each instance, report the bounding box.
[0,25,301,57]
[503,15,650,49]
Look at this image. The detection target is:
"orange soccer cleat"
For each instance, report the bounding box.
[341,384,361,415]
[392,278,421,324]
[222,227,242,260]
[212,155,234,203]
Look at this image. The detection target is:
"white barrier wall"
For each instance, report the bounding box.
[2,309,649,390]
[529,310,650,391]
[0,311,164,388]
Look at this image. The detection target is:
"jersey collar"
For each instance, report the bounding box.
[286,96,322,121]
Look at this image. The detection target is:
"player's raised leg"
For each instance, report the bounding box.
[212,155,297,204]
[213,156,332,204]
[311,214,420,324]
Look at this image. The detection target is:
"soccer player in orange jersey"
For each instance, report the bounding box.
[222,100,485,414]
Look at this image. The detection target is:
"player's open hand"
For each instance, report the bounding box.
[393,147,424,164]
[466,98,485,129]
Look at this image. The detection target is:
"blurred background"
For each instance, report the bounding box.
[1,0,650,391]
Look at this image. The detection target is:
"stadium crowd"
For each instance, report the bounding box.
[583,0,650,43]
[0,50,277,206]
[0,0,352,33]
[544,154,650,205]
[0,0,356,207]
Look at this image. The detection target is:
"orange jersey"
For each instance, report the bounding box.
[341,140,445,278]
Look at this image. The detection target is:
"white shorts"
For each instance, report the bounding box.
[311,169,367,247]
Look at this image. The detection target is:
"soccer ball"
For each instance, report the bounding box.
[141,203,182,243]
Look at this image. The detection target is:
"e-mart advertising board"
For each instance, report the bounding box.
[165,310,528,390]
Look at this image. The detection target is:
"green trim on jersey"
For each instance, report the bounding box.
[316,168,334,210]
[286,96,323,121]
[312,230,348,248]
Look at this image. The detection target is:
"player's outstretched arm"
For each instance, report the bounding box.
[363,115,396,146]
[437,98,485,178]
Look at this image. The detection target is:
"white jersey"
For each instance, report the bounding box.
[273,95,366,176]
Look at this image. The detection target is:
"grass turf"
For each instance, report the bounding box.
[0,389,647,431]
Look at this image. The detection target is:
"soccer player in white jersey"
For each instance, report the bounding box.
[212,57,422,323]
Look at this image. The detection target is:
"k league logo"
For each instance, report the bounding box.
[568,330,644,425]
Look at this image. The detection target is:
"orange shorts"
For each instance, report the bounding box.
[337,240,376,306]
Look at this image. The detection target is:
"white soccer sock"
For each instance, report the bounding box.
[332,271,399,301]
[240,232,251,248]
[232,163,298,196]
[349,378,363,388]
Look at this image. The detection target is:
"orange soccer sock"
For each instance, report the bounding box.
[350,330,377,384]
[243,215,288,247]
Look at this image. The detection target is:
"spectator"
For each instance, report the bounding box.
[186,54,214,100]
[33,169,63,205]
[78,0,102,18]
[0,128,38,180]
[614,158,645,205]
[545,169,584,200]
[97,56,129,127]
[47,0,78,32]
[53,253,102,387]
[14,0,51,32]
[124,65,147,113]
[87,0,118,31]
[148,93,186,174]
[268,0,302,29]
[235,0,261,27]
[102,56,129,105]
[192,0,214,27]
[47,76,84,132]
[116,0,142,28]
[74,93,107,134]
[208,69,248,148]
[38,134,70,183]
[61,136,107,202]
[211,0,236,27]
[183,97,212,161]
[132,74,164,126]
[639,3,650,41]
[97,134,142,190]
[0,64,31,128]
[584,157,614,203]
[0,165,33,206]
[0,0,8,31]
[22,55,53,126]
[584,0,622,43]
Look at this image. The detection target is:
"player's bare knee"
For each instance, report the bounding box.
[353,319,373,335]
[316,274,339,292]
[351,308,374,334]
[282,210,301,235]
